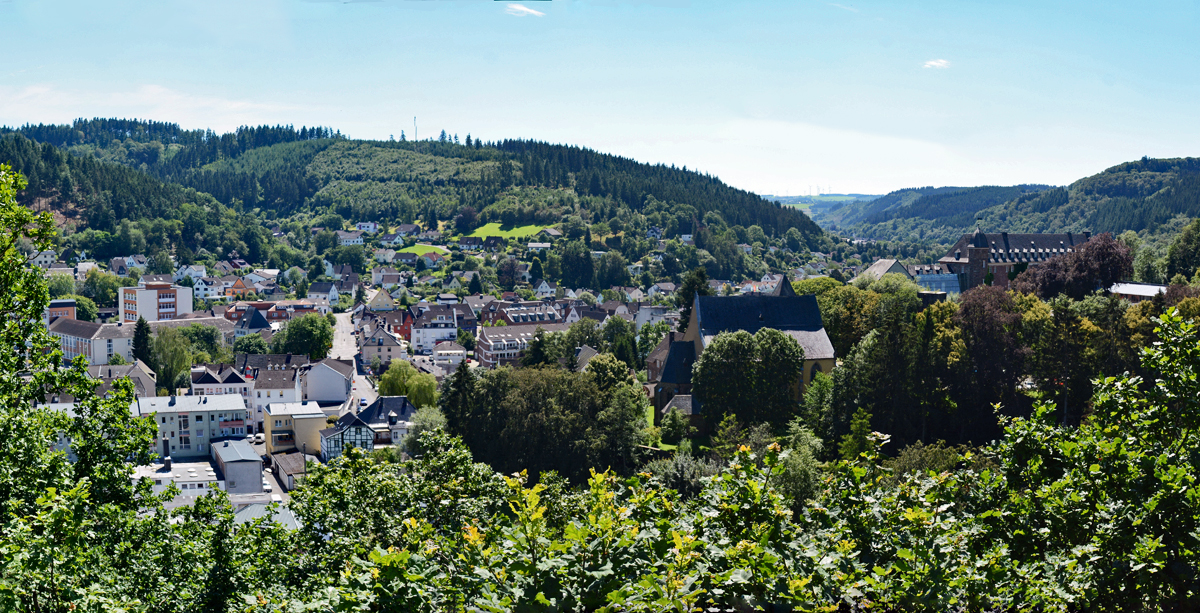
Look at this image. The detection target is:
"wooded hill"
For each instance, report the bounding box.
[1,118,824,247]
[813,157,1200,250]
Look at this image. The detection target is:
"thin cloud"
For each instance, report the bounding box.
[923,59,950,69]
[828,3,858,12]
[505,3,545,16]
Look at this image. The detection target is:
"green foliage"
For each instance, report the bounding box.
[62,294,97,322]
[692,328,805,428]
[403,406,447,456]
[153,327,193,392]
[270,313,334,359]
[132,316,153,368]
[232,333,269,355]
[660,406,694,444]
[379,360,418,396]
[839,405,872,461]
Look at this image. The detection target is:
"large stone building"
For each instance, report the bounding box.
[649,283,836,417]
[938,229,1092,291]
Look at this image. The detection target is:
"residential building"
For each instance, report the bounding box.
[133,458,223,497]
[122,281,194,322]
[320,412,375,460]
[131,394,251,459]
[301,358,354,404]
[938,229,1092,291]
[307,281,339,304]
[527,242,551,253]
[30,249,57,269]
[194,277,224,301]
[336,230,364,246]
[421,252,445,269]
[479,301,562,326]
[348,396,418,447]
[191,365,252,416]
[463,294,497,317]
[361,326,406,365]
[395,252,418,267]
[457,236,483,250]
[264,401,327,456]
[212,439,263,494]
[374,248,396,264]
[436,293,458,306]
[175,264,207,283]
[433,341,467,369]
[45,298,77,324]
[234,503,300,529]
[395,223,421,236]
[448,303,477,335]
[356,222,380,234]
[539,228,562,240]
[367,291,397,311]
[532,279,557,299]
[648,282,676,298]
[476,321,571,368]
[225,277,253,300]
[411,306,459,353]
[482,236,505,252]
[234,308,272,339]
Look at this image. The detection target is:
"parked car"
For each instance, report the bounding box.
[360,397,368,406]
[262,479,273,493]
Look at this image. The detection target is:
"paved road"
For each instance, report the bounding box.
[331,312,377,412]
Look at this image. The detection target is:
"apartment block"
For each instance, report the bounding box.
[121,281,194,322]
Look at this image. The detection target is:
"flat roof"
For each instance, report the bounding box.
[264,401,326,418]
[213,439,260,463]
[132,394,246,416]
[133,461,220,483]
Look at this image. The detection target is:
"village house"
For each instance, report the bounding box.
[476,322,572,368]
[336,230,364,246]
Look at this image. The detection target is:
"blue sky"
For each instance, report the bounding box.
[2,0,1198,195]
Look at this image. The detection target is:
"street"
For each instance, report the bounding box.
[331,311,377,411]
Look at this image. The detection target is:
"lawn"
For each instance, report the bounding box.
[398,244,449,255]
[468,223,546,238]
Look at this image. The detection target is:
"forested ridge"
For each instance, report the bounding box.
[815,157,1200,258]
[1,118,823,247]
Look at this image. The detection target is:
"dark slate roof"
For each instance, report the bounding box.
[574,345,599,372]
[315,358,355,379]
[235,308,270,332]
[234,354,310,370]
[695,295,824,335]
[328,409,375,436]
[254,367,301,390]
[662,394,693,416]
[939,230,1091,264]
[357,396,418,427]
[308,281,335,294]
[214,439,260,463]
[695,294,835,360]
[48,318,103,339]
[660,341,696,385]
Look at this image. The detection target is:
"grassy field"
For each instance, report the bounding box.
[468,223,546,238]
[398,244,449,255]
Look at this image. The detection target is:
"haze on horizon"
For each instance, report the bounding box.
[2,0,1197,196]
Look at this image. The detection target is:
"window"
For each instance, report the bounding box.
[274,420,281,427]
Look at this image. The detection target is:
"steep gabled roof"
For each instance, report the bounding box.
[695,294,834,360]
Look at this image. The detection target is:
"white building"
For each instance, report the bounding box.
[411,306,458,354]
[50,316,235,366]
[174,264,207,283]
[131,394,251,460]
[133,459,224,497]
[432,341,467,369]
[336,230,364,246]
[356,222,380,234]
[31,250,57,269]
[121,281,194,322]
[302,359,354,404]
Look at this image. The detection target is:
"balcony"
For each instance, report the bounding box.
[219,420,244,428]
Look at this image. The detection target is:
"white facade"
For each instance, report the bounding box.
[121,282,194,322]
[174,264,207,283]
[302,361,353,404]
[412,311,458,353]
[131,394,251,460]
[356,222,380,234]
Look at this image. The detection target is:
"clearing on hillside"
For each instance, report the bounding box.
[398,244,450,255]
[468,223,547,238]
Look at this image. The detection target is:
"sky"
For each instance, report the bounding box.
[2,0,1199,195]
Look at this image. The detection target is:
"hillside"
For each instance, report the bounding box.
[2,119,825,248]
[813,158,1200,253]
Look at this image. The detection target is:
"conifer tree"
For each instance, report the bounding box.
[132,316,153,368]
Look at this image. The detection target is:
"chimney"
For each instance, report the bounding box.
[163,456,172,471]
